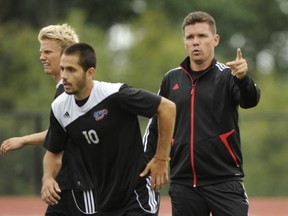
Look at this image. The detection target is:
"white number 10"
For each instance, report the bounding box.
[82,130,99,144]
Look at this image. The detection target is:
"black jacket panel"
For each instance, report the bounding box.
[143,57,261,187]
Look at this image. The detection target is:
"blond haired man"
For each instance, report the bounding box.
[1,24,96,215]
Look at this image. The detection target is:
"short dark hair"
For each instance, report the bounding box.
[63,43,97,71]
[182,11,217,35]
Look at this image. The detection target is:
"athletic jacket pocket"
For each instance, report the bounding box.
[219,129,239,167]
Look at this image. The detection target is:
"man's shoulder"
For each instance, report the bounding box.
[162,66,183,81]
[214,61,230,72]
[92,80,124,100]
[93,80,123,91]
[52,91,71,107]
[166,66,182,74]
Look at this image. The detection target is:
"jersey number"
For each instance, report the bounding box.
[82,130,99,144]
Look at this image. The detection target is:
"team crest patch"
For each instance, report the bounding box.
[93,109,108,121]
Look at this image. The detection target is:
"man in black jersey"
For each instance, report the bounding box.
[1,24,96,215]
[41,43,176,216]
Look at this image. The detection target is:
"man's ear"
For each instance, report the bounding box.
[214,34,220,47]
[87,67,96,79]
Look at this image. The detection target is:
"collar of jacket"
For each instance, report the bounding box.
[180,56,217,75]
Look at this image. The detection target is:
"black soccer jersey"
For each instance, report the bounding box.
[44,80,162,213]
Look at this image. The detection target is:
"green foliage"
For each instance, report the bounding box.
[239,75,288,196]
[0,0,139,29]
[0,22,55,112]
[107,9,185,92]
[0,113,44,194]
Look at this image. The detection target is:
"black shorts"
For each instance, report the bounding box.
[46,177,160,216]
[122,181,160,216]
[45,189,97,216]
[169,181,249,216]
[97,176,160,216]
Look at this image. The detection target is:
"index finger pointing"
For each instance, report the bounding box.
[236,48,243,60]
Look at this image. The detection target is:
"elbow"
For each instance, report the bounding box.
[240,97,260,109]
[240,90,261,109]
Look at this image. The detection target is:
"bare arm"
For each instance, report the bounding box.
[141,97,176,191]
[41,150,63,205]
[0,130,48,155]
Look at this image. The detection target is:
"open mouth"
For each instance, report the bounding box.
[193,49,200,55]
[63,82,71,88]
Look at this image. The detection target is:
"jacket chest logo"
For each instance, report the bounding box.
[172,83,180,90]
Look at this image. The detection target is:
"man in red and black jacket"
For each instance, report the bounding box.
[143,11,261,216]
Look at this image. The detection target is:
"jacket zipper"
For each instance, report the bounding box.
[191,80,197,187]
[180,66,198,187]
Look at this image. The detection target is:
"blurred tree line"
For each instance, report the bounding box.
[0,0,288,196]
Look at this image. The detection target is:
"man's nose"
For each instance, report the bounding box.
[60,69,67,79]
[40,53,46,61]
[192,38,200,45]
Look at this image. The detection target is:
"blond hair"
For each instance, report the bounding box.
[38,24,79,50]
